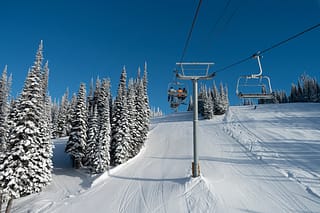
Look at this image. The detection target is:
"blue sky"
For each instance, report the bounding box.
[0,0,319,114]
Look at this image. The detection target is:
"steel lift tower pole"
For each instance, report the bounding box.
[176,62,215,177]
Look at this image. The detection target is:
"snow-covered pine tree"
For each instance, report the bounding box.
[127,78,138,158]
[289,83,298,102]
[87,78,94,115]
[134,72,148,153]
[55,89,70,138]
[0,66,11,152]
[202,88,214,119]
[84,78,100,166]
[50,98,59,138]
[90,78,111,173]
[297,81,303,102]
[0,41,52,202]
[65,83,88,169]
[111,67,130,166]
[218,82,229,113]
[142,63,151,132]
[211,83,219,114]
[39,61,53,189]
[197,84,206,115]
[66,93,77,136]
[87,78,101,117]
[85,104,98,168]
[211,82,228,115]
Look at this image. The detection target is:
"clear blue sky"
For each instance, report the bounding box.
[0,0,319,114]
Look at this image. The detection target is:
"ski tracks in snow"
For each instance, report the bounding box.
[222,105,320,209]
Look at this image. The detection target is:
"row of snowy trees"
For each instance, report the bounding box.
[63,65,150,173]
[0,41,53,211]
[257,73,320,105]
[289,73,320,103]
[194,82,229,119]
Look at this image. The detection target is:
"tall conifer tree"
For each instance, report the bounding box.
[65,83,88,169]
[0,41,52,204]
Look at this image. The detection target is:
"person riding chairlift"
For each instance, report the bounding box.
[177,88,187,100]
[177,88,183,99]
[168,87,176,102]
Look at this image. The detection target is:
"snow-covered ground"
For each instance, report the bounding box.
[13,103,320,212]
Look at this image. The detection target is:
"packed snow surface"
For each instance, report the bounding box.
[13,103,320,212]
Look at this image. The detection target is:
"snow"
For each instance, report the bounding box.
[12,103,320,212]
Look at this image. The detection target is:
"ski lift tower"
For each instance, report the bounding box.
[176,62,215,177]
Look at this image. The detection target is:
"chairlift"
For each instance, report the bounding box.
[167,71,188,110]
[236,54,274,99]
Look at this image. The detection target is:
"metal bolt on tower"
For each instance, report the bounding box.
[176,62,215,177]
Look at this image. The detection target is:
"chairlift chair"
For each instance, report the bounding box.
[236,55,274,99]
[167,73,188,110]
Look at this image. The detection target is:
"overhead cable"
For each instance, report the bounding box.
[179,0,203,63]
[215,22,320,73]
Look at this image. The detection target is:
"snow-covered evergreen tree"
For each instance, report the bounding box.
[65,83,88,169]
[111,68,130,166]
[85,104,98,167]
[0,41,52,202]
[39,61,53,190]
[198,85,206,115]
[54,89,70,138]
[142,63,151,131]
[66,93,77,135]
[127,78,138,158]
[134,74,148,153]
[90,79,111,173]
[202,88,214,119]
[50,98,59,138]
[84,78,101,166]
[0,66,11,152]
[218,82,229,114]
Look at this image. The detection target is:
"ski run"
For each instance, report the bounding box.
[13,103,320,212]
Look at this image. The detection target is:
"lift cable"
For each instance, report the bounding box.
[179,0,203,63]
[215,22,320,74]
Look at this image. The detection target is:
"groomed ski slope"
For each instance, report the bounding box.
[14,103,320,212]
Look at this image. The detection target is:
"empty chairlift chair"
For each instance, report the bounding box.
[236,54,274,100]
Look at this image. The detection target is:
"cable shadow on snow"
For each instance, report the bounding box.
[109,174,190,185]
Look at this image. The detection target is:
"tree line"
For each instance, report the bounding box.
[0,42,150,212]
[188,82,229,119]
[61,65,150,172]
[258,73,320,104]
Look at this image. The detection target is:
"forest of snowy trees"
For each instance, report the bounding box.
[256,73,320,105]
[61,65,150,171]
[0,42,151,212]
[195,82,229,119]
